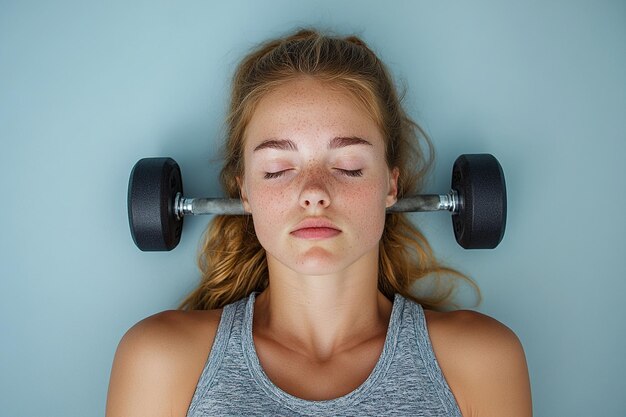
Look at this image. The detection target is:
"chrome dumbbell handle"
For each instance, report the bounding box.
[387,190,459,213]
[175,193,246,218]
[174,190,459,219]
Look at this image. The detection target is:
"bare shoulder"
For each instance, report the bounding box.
[424,309,532,417]
[106,308,223,417]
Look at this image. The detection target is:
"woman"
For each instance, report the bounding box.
[107,28,532,416]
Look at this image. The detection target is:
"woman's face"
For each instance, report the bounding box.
[239,77,398,276]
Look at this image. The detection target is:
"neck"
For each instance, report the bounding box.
[252,248,393,362]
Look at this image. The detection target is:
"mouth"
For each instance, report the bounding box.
[290,227,341,239]
[290,218,341,239]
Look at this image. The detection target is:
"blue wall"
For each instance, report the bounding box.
[1,1,624,416]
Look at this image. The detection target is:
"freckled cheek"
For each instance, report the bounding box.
[248,186,291,235]
[339,182,388,242]
[249,184,288,208]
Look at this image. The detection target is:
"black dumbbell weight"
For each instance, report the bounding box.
[451,154,507,249]
[127,157,184,251]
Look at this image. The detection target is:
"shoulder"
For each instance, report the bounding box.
[424,309,532,417]
[106,308,223,417]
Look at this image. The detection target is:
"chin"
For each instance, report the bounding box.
[266,243,379,277]
[271,248,348,276]
[292,249,375,277]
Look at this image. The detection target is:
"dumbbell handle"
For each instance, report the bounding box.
[174,190,459,219]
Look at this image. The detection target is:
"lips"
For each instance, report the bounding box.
[290,218,341,239]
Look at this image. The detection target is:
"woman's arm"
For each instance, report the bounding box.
[106,310,220,417]
[426,309,532,417]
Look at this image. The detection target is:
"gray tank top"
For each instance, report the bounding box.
[186,291,462,416]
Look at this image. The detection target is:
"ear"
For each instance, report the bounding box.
[236,176,252,213]
[385,167,399,208]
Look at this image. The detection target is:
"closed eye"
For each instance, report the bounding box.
[337,169,363,177]
[264,170,288,179]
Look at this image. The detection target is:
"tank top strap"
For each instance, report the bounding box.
[409,299,463,416]
[185,299,239,417]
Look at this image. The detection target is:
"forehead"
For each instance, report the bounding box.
[243,77,383,149]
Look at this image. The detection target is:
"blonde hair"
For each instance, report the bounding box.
[179,28,479,311]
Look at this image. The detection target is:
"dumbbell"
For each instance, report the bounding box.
[127,154,507,251]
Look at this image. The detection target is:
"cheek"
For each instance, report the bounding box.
[340,181,388,240]
[248,182,288,213]
[247,183,290,242]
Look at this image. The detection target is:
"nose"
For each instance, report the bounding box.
[299,172,331,210]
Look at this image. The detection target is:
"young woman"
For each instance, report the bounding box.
[107,28,532,416]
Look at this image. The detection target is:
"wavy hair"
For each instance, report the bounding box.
[179,28,479,311]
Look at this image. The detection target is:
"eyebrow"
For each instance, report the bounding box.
[253,136,373,152]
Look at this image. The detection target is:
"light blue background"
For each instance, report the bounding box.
[1,1,624,416]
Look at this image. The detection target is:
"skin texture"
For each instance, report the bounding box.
[106,76,532,417]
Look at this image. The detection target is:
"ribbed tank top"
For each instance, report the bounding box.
[186,291,462,416]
